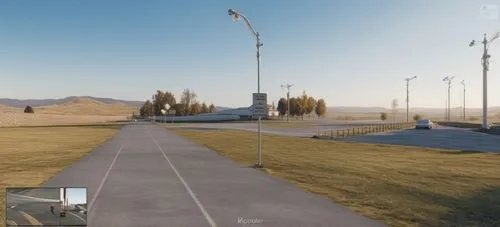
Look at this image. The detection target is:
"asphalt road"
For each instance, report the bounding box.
[40,123,385,227]
[165,121,375,137]
[6,189,86,226]
[167,122,500,153]
[341,126,500,153]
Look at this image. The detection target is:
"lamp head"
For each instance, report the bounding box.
[228,9,240,22]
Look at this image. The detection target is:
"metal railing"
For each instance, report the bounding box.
[315,122,417,138]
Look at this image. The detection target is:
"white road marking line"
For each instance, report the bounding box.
[151,134,218,227]
[88,145,123,211]
[68,211,87,223]
[19,211,42,225]
[7,193,59,203]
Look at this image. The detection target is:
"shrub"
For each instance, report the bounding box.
[24,105,35,113]
[413,114,423,121]
[380,112,387,121]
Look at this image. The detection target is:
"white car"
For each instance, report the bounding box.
[415,119,433,129]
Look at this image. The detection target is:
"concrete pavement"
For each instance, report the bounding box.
[40,123,385,227]
[165,122,370,137]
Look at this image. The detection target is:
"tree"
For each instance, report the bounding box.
[391,99,398,122]
[295,98,305,119]
[24,106,34,113]
[201,102,209,113]
[180,88,198,116]
[306,97,317,118]
[208,103,217,113]
[170,103,185,116]
[380,112,387,121]
[289,97,297,117]
[139,100,154,117]
[277,98,287,117]
[152,90,176,116]
[315,99,327,117]
[413,114,423,121]
[298,91,308,120]
[189,102,201,115]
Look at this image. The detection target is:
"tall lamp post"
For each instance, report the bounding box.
[469,32,499,129]
[228,9,265,168]
[442,76,455,121]
[281,83,293,123]
[405,76,417,122]
[460,80,466,121]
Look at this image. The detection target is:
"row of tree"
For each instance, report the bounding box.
[139,89,217,117]
[276,91,327,119]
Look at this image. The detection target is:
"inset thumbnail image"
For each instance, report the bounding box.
[6,187,87,226]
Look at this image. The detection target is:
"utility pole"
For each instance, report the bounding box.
[281,83,293,123]
[470,32,499,129]
[405,76,417,122]
[461,80,466,121]
[442,76,455,121]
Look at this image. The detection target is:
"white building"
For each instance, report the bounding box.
[158,105,279,122]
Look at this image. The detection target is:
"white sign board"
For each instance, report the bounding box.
[252,93,268,117]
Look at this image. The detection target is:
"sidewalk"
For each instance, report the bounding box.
[42,124,386,227]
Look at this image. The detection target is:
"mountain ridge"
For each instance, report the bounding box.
[0,96,143,108]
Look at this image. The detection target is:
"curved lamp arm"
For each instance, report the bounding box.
[228,9,261,43]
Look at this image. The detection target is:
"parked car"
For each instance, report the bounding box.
[415,119,433,129]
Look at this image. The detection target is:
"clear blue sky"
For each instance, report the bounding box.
[66,188,87,205]
[1,0,500,108]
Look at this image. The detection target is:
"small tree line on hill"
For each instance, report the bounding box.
[139,89,216,117]
[276,91,327,119]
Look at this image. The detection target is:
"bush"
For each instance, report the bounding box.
[380,112,387,121]
[24,105,34,113]
[413,114,423,121]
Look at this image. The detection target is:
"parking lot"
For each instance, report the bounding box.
[341,126,500,153]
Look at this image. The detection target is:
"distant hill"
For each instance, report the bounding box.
[36,97,139,116]
[216,106,233,111]
[0,96,143,108]
[329,106,500,114]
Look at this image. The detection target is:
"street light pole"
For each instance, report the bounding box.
[281,83,293,123]
[228,9,264,168]
[442,76,455,121]
[461,80,466,121]
[152,95,155,123]
[405,76,417,122]
[470,32,499,129]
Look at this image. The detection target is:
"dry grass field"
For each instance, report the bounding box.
[173,129,500,227]
[0,98,138,127]
[0,125,121,226]
[35,97,138,116]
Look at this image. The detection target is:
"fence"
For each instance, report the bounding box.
[315,122,417,139]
